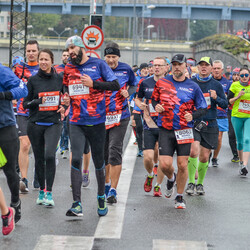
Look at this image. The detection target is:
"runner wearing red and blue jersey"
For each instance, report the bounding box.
[104,42,137,204]
[14,40,40,193]
[63,36,120,217]
[151,54,207,209]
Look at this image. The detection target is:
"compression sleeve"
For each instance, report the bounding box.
[93,79,120,91]
[192,108,207,120]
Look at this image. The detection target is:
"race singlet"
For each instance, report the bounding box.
[39,91,60,111]
[203,93,211,109]
[68,79,90,99]
[238,100,250,114]
[105,111,122,129]
[174,128,194,144]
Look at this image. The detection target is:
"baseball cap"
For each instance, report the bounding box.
[232,67,240,74]
[171,54,186,64]
[12,56,24,68]
[198,57,212,65]
[186,58,197,66]
[148,62,153,67]
[65,36,85,49]
[140,63,148,70]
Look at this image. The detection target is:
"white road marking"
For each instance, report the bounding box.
[94,133,137,239]
[153,239,208,250]
[34,235,94,250]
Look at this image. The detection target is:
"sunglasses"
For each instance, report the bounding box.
[240,74,249,78]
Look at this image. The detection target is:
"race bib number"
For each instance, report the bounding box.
[238,100,250,114]
[105,111,122,129]
[68,79,89,99]
[39,91,60,111]
[203,93,211,109]
[148,101,158,117]
[174,128,194,144]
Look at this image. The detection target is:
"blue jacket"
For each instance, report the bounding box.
[0,63,28,129]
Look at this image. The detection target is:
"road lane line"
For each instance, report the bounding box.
[153,240,208,250]
[34,235,94,250]
[94,133,137,239]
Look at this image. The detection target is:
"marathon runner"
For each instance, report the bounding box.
[63,36,120,217]
[186,57,228,195]
[104,42,137,203]
[151,54,207,209]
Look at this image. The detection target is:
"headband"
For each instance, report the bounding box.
[104,47,121,57]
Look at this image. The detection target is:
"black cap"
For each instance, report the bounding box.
[140,63,148,70]
[171,54,186,64]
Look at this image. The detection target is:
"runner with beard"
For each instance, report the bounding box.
[151,54,207,209]
[63,36,120,217]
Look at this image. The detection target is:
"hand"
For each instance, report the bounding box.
[139,99,147,110]
[238,90,245,98]
[155,104,165,113]
[63,93,70,106]
[81,74,93,88]
[120,89,129,98]
[57,105,65,121]
[184,111,193,122]
[210,89,217,100]
[41,97,46,104]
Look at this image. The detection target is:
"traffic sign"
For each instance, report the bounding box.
[247,51,250,63]
[86,50,100,59]
[81,25,104,50]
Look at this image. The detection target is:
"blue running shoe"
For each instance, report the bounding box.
[97,195,108,216]
[66,201,83,217]
[137,150,143,157]
[44,192,55,207]
[105,184,111,198]
[36,190,45,205]
[107,188,117,204]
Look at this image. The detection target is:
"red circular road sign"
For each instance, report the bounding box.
[86,50,100,59]
[81,25,104,50]
[247,51,250,63]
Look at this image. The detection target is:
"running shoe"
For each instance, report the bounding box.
[239,166,248,177]
[185,183,195,195]
[231,155,240,163]
[174,196,186,209]
[44,192,55,207]
[10,199,21,223]
[153,185,162,197]
[20,177,29,193]
[97,195,108,216]
[36,190,45,205]
[144,175,154,192]
[153,165,158,176]
[107,188,117,204]
[66,201,83,217]
[196,184,205,195]
[137,150,143,157]
[82,170,90,187]
[2,207,15,236]
[211,158,219,167]
[62,150,69,159]
[105,184,111,197]
[165,173,176,198]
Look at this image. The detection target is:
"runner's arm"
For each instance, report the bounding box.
[93,80,120,91]
[192,108,207,120]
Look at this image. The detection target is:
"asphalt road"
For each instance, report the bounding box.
[0,128,250,250]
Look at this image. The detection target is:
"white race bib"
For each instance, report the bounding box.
[174,128,194,144]
[238,100,250,114]
[105,111,122,127]
[203,93,211,109]
[68,80,89,99]
[39,91,60,111]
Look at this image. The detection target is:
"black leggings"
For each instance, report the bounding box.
[227,110,238,156]
[27,122,62,192]
[0,126,19,204]
[69,123,106,201]
[134,113,143,151]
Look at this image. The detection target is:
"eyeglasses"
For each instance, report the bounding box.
[240,73,249,78]
[153,64,165,67]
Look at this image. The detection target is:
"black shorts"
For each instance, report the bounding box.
[193,126,219,150]
[143,129,159,150]
[104,117,129,166]
[158,128,191,156]
[17,115,28,137]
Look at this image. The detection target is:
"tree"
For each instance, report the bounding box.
[190,20,217,41]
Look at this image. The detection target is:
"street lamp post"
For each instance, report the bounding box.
[48,27,71,53]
